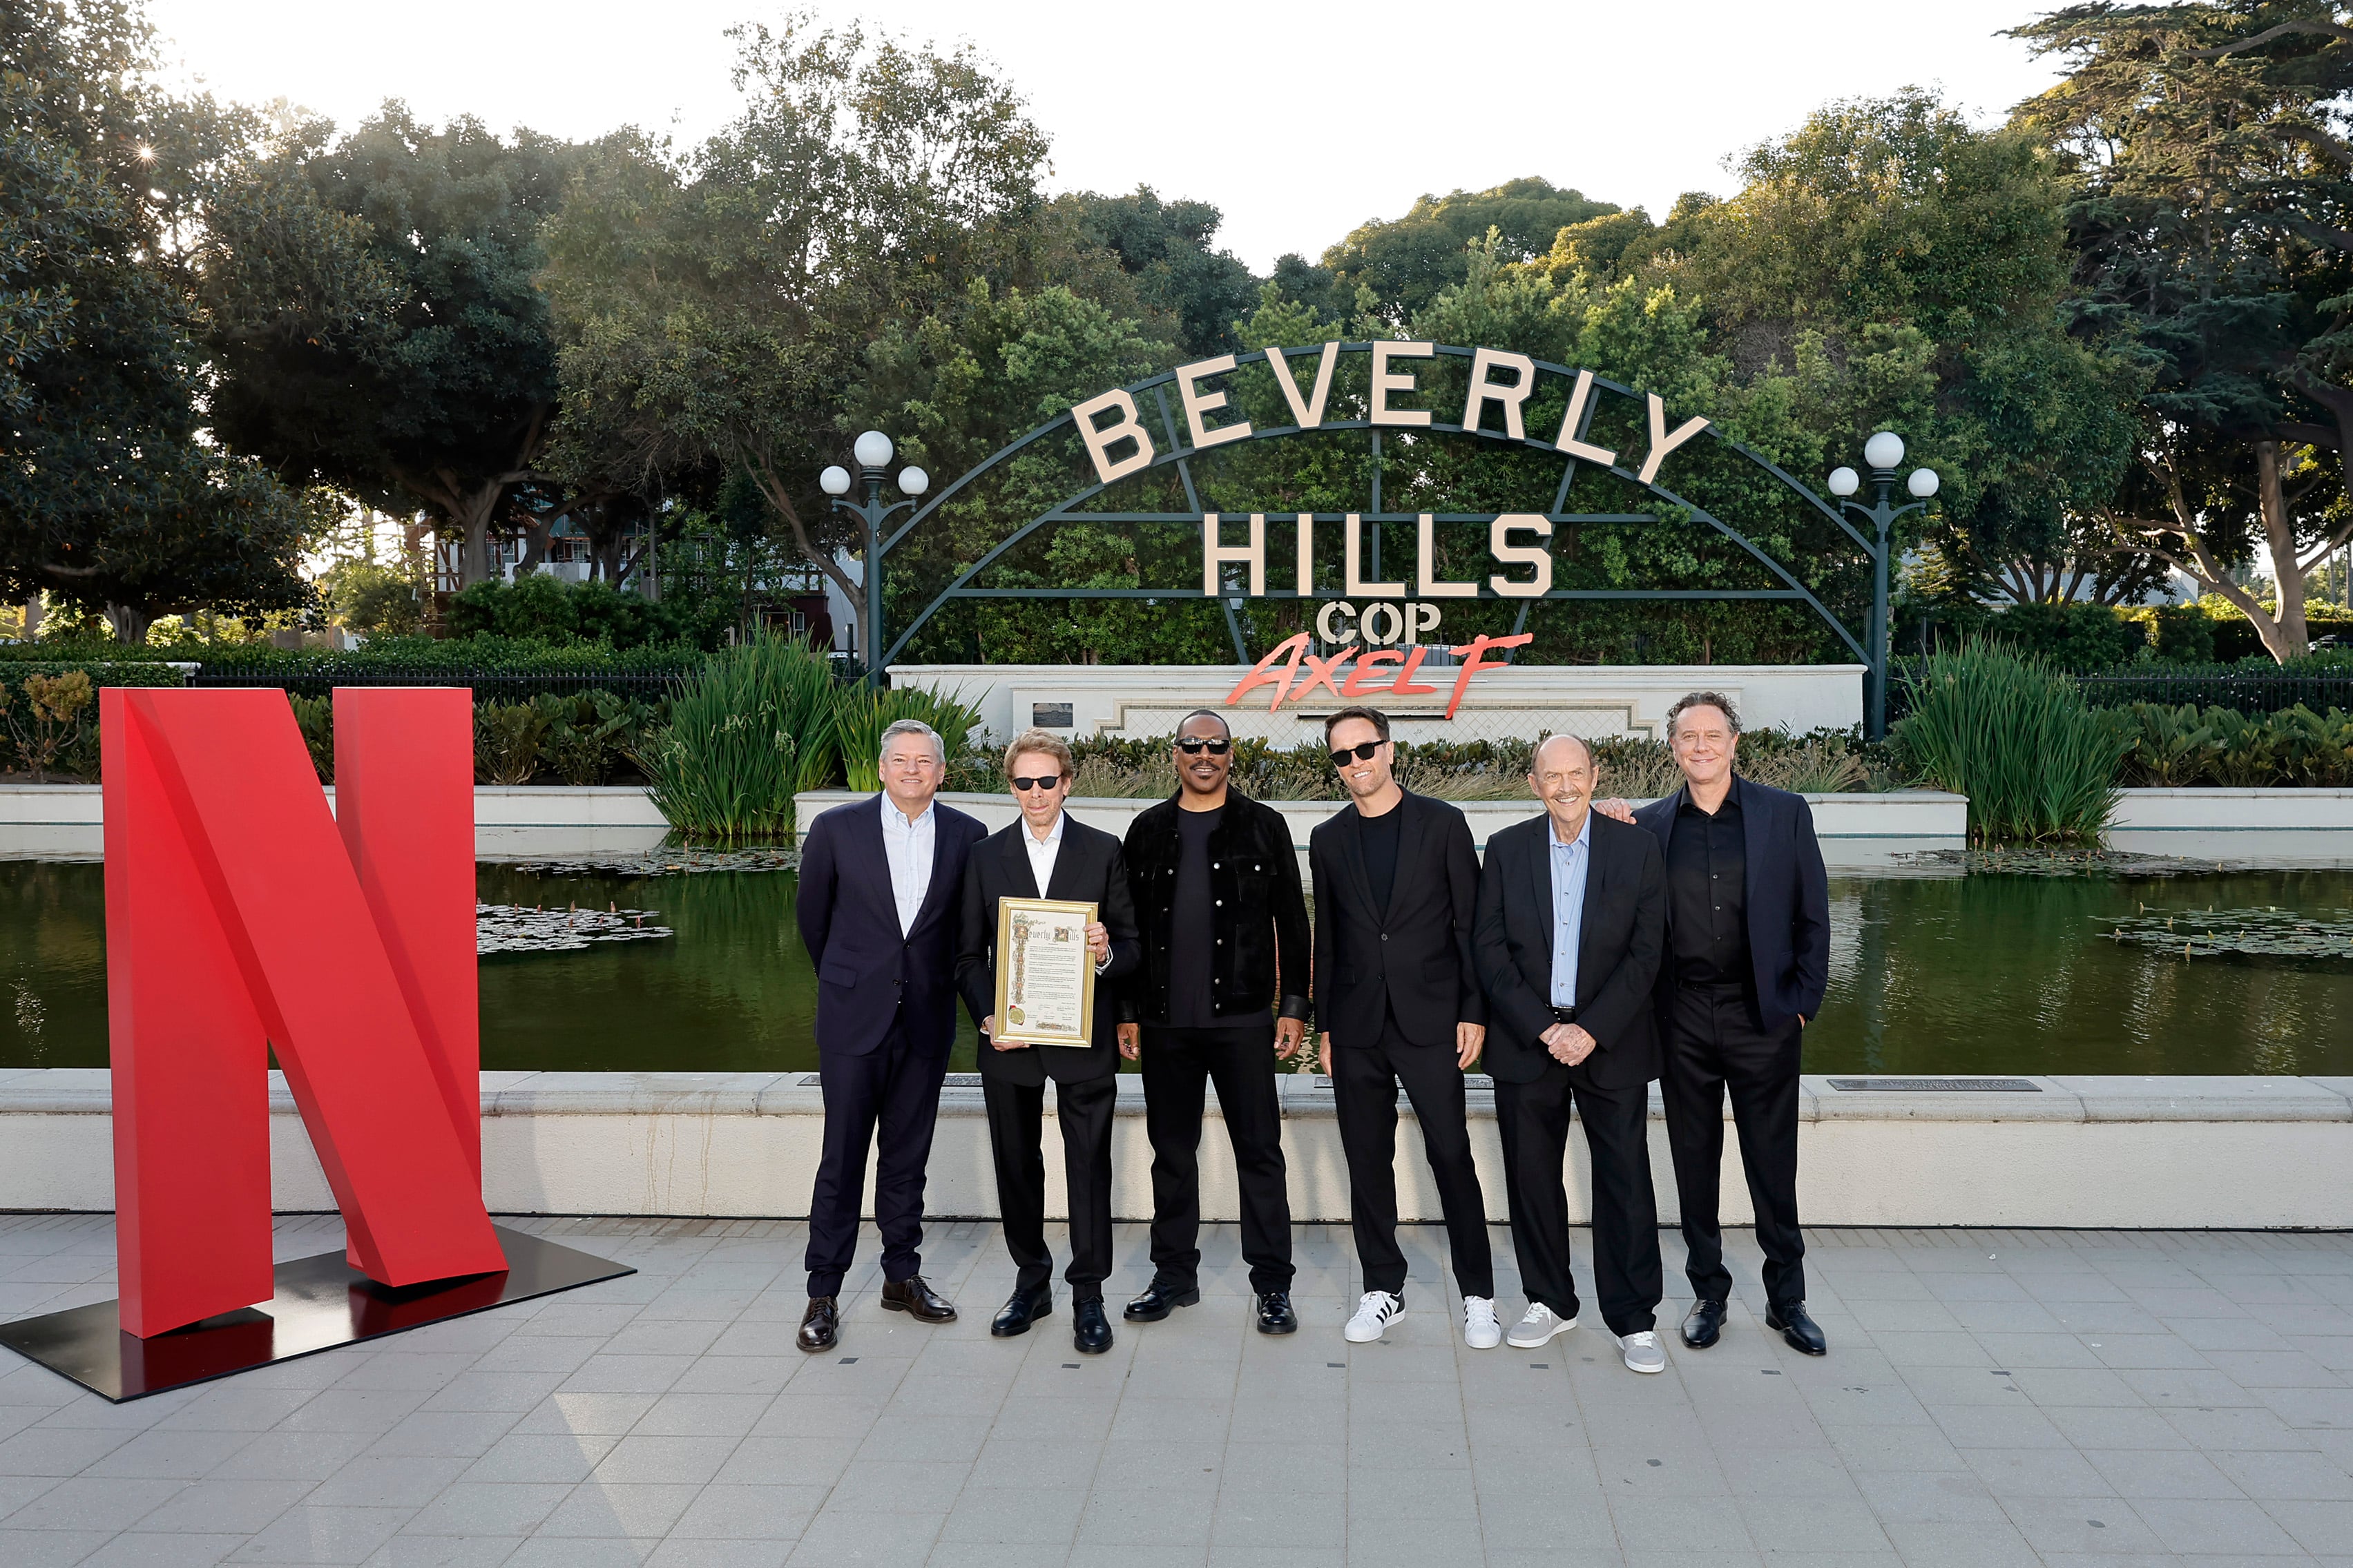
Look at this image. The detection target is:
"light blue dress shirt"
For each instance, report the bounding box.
[1549,811,1593,1007]
[879,798,937,937]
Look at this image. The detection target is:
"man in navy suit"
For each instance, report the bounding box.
[794,717,988,1353]
[1615,692,1832,1357]
[1475,734,1670,1374]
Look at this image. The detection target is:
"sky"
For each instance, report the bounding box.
[147,0,2070,273]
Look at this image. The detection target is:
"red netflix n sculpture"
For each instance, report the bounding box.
[0,686,631,1400]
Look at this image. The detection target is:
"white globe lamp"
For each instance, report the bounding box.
[1908,468,1940,499]
[1827,467,1861,498]
[853,430,894,470]
[818,466,852,496]
[1863,431,1905,471]
[897,466,930,496]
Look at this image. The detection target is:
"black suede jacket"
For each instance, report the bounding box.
[1117,789,1311,1026]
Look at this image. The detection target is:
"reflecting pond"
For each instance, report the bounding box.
[0,860,2347,1076]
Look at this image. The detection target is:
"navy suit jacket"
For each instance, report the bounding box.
[1631,775,1830,1032]
[796,794,988,1057]
[1473,811,1667,1088]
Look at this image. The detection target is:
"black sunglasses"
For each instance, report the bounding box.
[1009,775,1065,793]
[1174,737,1231,755]
[1329,740,1385,766]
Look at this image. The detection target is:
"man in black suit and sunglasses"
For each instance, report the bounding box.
[1117,709,1311,1335]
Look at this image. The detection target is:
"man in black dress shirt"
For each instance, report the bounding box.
[1621,693,1832,1356]
[1309,706,1497,1349]
[1117,710,1310,1335]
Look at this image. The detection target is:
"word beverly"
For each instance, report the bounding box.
[1071,343,1713,492]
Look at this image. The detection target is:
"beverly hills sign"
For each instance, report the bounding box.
[1065,342,1716,717]
[865,340,1888,733]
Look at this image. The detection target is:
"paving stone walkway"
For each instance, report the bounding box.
[0,1214,2349,1566]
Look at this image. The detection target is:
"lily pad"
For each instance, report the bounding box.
[2097,904,2353,961]
[1899,846,2218,879]
[499,846,801,878]
[477,902,675,956]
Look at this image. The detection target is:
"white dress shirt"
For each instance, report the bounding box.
[878,797,936,938]
[1022,809,1065,896]
[1549,810,1593,1007]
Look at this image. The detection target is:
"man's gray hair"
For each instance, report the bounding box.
[1666,691,1742,736]
[878,717,945,766]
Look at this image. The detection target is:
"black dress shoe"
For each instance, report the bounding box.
[990,1286,1052,1338]
[1767,1301,1828,1356]
[880,1275,957,1323]
[1122,1279,1201,1322]
[1073,1297,1114,1355]
[1254,1290,1298,1335]
[1682,1298,1726,1350]
[796,1296,838,1354]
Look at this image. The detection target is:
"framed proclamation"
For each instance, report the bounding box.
[992,897,1098,1047]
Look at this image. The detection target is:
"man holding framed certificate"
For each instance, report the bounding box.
[957,728,1142,1355]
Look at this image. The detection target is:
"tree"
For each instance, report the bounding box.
[202,107,581,587]
[1042,186,1258,357]
[0,0,315,640]
[1678,91,2151,608]
[2015,1,2353,659]
[1321,177,1618,323]
[539,21,1051,611]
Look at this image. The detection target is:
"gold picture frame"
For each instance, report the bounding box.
[991,896,1098,1049]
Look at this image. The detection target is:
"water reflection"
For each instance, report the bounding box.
[0,860,2345,1076]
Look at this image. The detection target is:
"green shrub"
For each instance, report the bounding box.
[474,701,554,786]
[2119,702,2353,787]
[287,694,334,784]
[639,633,841,842]
[0,671,97,782]
[539,691,661,786]
[1894,641,2127,843]
[446,577,732,650]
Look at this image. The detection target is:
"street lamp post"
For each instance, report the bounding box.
[818,430,928,688]
[1828,431,1939,740]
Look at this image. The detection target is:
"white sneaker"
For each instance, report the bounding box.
[1506,1302,1577,1348]
[1344,1290,1402,1343]
[1619,1329,1667,1374]
[1463,1296,1502,1350]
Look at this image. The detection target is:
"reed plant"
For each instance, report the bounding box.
[639,632,841,842]
[836,684,986,792]
[1893,641,2127,843]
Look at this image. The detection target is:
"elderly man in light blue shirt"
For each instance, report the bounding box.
[1548,809,1592,1008]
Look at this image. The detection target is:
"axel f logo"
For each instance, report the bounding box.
[103,687,505,1338]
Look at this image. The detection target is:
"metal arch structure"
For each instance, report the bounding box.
[841,342,1915,736]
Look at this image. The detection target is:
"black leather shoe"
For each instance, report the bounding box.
[1123,1279,1201,1322]
[796,1296,838,1354]
[1073,1297,1114,1355]
[1767,1301,1828,1356]
[1254,1290,1298,1335]
[990,1286,1051,1338]
[880,1275,957,1324]
[1682,1298,1726,1350]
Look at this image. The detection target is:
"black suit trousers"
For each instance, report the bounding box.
[1332,1017,1493,1299]
[1661,984,1807,1308]
[1140,1023,1293,1295]
[983,1071,1117,1301]
[1495,1066,1662,1335]
[805,1019,946,1298]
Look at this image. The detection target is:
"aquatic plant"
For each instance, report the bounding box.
[1894,641,2127,844]
[836,684,986,793]
[2100,905,2353,961]
[638,632,840,842]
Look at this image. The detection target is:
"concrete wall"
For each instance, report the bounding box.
[0,784,671,860]
[892,662,1867,748]
[3,1069,2348,1230]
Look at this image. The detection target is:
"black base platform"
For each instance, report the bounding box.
[0,1226,635,1402]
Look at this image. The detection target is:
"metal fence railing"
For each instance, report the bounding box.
[182,667,691,702]
[2072,670,2353,714]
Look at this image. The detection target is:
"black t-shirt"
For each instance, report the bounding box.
[1359,801,1402,913]
[1668,785,1750,985]
[1166,805,1221,1027]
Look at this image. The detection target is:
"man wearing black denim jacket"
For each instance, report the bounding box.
[1116,709,1312,1335]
